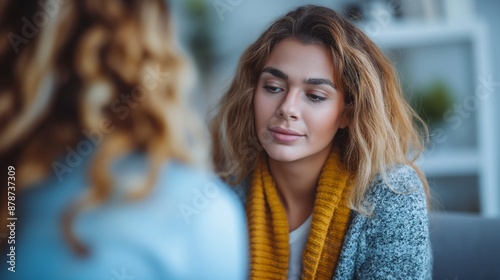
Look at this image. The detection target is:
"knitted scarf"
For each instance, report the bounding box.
[246,148,352,279]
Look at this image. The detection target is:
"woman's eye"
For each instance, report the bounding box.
[307,93,327,103]
[263,85,282,94]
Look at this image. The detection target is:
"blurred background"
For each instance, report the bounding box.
[169,0,500,217]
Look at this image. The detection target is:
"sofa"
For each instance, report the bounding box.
[430,212,500,279]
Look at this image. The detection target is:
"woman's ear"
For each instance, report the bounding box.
[339,105,352,129]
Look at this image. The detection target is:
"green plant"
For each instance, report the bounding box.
[185,0,215,75]
[409,80,454,125]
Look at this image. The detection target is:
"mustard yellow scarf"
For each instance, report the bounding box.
[246,149,352,279]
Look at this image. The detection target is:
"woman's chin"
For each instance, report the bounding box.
[265,147,304,163]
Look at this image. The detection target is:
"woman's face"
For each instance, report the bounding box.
[254,38,346,163]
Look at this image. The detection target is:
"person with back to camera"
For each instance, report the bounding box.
[211,5,432,280]
[0,0,248,279]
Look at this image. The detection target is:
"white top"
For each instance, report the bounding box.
[288,214,313,280]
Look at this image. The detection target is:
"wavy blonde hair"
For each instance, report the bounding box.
[211,5,429,213]
[0,0,207,254]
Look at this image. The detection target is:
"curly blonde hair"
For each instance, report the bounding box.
[0,0,207,254]
[210,5,429,213]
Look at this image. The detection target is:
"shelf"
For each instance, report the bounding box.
[417,148,479,177]
[364,20,482,49]
[364,19,499,216]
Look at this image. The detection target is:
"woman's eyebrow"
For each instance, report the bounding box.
[261,67,288,80]
[304,78,336,89]
[261,67,336,89]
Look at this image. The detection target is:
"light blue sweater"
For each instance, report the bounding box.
[234,165,432,279]
[1,155,248,280]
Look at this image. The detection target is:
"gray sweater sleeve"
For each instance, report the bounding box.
[354,165,432,280]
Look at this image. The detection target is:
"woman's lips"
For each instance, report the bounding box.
[269,127,304,143]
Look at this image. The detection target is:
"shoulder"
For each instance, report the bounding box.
[109,155,246,221]
[106,159,250,279]
[360,165,429,242]
[107,160,250,279]
[112,155,242,210]
[154,162,249,279]
[157,161,246,222]
[364,164,427,215]
[341,165,432,279]
[372,164,425,194]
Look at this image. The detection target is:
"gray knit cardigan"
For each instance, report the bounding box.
[233,165,432,279]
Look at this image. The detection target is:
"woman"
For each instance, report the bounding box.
[211,5,431,280]
[0,0,247,279]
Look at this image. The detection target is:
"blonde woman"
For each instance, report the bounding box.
[211,5,431,280]
[0,0,247,279]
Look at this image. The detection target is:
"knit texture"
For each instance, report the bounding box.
[246,149,352,280]
[234,165,432,280]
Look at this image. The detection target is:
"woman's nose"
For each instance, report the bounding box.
[276,89,300,121]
